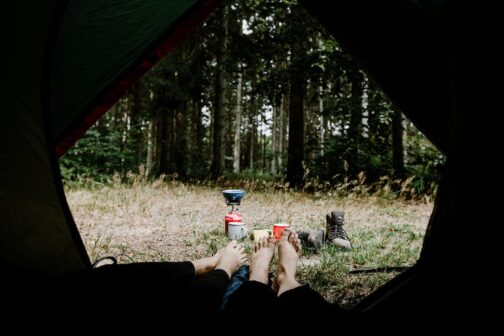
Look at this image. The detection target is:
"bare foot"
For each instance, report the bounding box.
[249,236,276,284]
[192,249,223,277]
[277,229,302,296]
[215,240,247,278]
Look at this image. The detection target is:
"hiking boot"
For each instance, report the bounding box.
[298,229,325,251]
[326,211,352,249]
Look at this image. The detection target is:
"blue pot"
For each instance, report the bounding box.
[223,189,245,203]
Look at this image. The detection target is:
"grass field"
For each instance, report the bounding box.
[66,180,432,308]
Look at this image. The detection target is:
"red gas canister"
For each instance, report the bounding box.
[225,212,242,234]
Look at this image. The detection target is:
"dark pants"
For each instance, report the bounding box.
[4,262,230,334]
[223,281,357,332]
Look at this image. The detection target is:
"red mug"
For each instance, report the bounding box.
[273,223,290,240]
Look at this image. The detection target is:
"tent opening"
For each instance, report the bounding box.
[60,0,443,308]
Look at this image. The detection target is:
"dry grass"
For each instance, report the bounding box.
[66,180,432,307]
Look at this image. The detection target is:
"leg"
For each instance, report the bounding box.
[223,236,277,315]
[14,261,199,334]
[276,229,302,295]
[250,236,276,283]
[192,250,222,277]
[275,229,354,331]
[19,241,246,334]
[220,264,249,309]
[184,240,247,317]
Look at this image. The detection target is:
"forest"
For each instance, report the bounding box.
[60,0,444,196]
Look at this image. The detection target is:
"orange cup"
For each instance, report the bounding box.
[273,223,290,240]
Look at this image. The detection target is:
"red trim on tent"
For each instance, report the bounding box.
[55,0,223,157]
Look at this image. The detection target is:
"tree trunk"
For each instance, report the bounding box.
[261,113,266,171]
[248,108,255,171]
[209,5,229,180]
[246,83,257,171]
[280,93,289,170]
[195,102,205,151]
[392,108,406,178]
[157,109,172,176]
[130,83,144,168]
[305,81,313,160]
[319,85,325,157]
[146,116,156,177]
[286,41,306,187]
[173,44,190,179]
[366,80,382,146]
[118,98,128,175]
[233,73,242,173]
[174,101,187,178]
[110,101,121,132]
[169,110,176,173]
[323,82,332,147]
[242,103,249,169]
[349,67,364,170]
[192,101,205,155]
[305,80,321,161]
[271,104,278,174]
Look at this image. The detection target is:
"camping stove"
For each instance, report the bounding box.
[222,189,245,235]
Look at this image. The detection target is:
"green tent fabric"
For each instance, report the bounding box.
[50,0,197,149]
[1,0,88,273]
[50,0,222,156]
[1,0,222,274]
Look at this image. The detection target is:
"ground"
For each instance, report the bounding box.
[66,180,432,308]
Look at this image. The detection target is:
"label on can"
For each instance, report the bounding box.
[225,212,242,234]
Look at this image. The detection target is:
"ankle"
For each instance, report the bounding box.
[192,258,213,277]
[249,269,269,284]
[277,277,300,296]
[277,266,298,287]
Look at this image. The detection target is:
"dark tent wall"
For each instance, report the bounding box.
[0,0,89,273]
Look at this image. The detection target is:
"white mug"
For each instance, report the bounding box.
[228,222,247,240]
